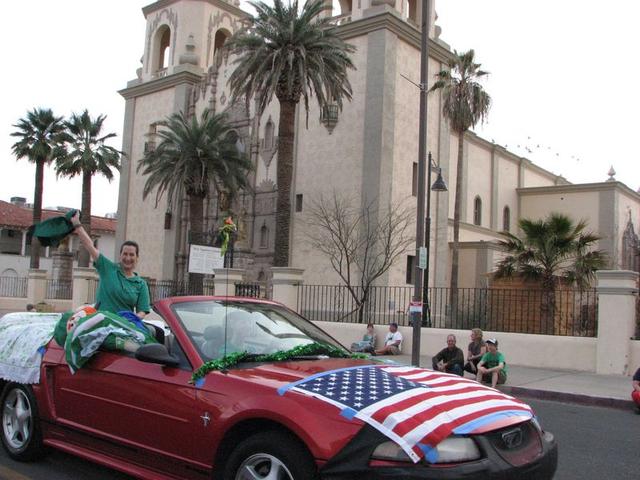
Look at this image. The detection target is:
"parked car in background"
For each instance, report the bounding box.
[1,297,557,479]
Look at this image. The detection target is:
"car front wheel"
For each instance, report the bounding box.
[224,431,317,480]
[1,383,45,461]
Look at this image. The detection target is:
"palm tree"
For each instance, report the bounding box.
[137,110,252,290]
[226,0,356,266]
[56,110,122,267]
[429,49,492,316]
[494,213,607,329]
[11,108,67,269]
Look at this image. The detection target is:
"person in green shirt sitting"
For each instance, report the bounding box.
[476,338,507,388]
[71,212,150,319]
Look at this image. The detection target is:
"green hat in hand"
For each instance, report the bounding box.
[28,209,79,247]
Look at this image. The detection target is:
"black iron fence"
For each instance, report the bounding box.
[87,278,99,304]
[297,285,598,337]
[235,282,263,298]
[297,285,413,325]
[84,278,265,305]
[0,276,28,298]
[45,279,72,300]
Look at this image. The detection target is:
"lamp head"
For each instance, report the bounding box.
[431,172,448,192]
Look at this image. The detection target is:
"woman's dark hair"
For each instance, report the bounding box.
[120,240,140,256]
[367,322,374,328]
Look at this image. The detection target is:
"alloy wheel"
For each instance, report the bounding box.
[2,388,32,451]
[235,452,294,480]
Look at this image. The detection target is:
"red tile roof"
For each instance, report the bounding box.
[0,200,116,233]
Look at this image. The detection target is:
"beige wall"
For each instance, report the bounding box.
[314,321,598,371]
[465,141,492,227]
[126,89,176,280]
[520,190,600,231]
[523,167,554,188]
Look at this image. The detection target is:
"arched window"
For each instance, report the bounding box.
[473,196,482,226]
[1,268,18,277]
[503,206,511,232]
[264,118,275,150]
[151,25,171,72]
[213,28,231,55]
[333,0,352,16]
[260,225,269,248]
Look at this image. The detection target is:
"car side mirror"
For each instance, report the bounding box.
[135,343,180,367]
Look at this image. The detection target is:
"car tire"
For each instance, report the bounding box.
[223,430,318,480]
[0,383,45,461]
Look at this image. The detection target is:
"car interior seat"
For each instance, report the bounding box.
[200,325,224,359]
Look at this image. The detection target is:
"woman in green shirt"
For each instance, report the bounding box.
[71,212,150,319]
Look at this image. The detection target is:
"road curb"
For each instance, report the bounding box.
[501,385,634,410]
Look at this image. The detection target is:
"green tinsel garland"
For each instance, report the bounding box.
[191,342,368,383]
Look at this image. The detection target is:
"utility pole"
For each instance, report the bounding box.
[411,0,431,367]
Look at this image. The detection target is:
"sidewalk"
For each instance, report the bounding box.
[387,354,635,410]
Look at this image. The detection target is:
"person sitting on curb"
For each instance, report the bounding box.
[374,322,403,355]
[463,328,486,376]
[351,322,377,353]
[476,338,507,388]
[432,334,464,376]
[632,366,640,414]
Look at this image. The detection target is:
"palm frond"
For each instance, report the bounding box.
[138,110,253,210]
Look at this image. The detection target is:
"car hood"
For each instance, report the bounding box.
[219,357,532,434]
[225,357,375,384]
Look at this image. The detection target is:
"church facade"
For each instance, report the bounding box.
[115,0,640,288]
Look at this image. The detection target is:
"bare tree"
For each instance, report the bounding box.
[305,193,415,323]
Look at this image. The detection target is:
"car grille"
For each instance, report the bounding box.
[485,421,543,467]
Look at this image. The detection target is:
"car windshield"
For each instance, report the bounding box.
[170,300,347,361]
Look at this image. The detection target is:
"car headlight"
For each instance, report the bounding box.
[372,436,481,464]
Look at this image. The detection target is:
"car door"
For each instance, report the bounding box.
[51,335,213,479]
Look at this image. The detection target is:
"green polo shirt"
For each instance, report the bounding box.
[94,254,150,314]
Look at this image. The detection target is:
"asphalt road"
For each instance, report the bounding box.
[0,398,637,479]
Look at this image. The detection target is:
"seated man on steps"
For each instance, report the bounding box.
[374,322,403,355]
[432,334,464,376]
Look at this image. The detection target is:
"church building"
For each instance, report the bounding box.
[115,0,640,289]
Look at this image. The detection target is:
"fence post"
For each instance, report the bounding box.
[213,268,244,296]
[595,270,639,375]
[27,269,47,306]
[72,267,98,308]
[203,277,216,296]
[271,267,304,311]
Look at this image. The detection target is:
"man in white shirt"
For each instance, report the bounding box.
[374,322,403,355]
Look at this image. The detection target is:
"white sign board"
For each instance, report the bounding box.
[188,244,224,274]
[418,247,427,270]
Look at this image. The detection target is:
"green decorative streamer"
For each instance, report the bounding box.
[191,342,368,383]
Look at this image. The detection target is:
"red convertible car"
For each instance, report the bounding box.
[1,297,557,479]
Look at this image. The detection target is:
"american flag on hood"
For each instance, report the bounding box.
[278,364,533,463]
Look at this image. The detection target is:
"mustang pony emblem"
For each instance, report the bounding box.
[502,427,524,449]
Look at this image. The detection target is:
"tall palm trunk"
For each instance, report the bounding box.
[541,274,557,334]
[189,194,204,294]
[273,100,296,267]
[449,130,465,320]
[78,170,92,267]
[30,159,45,269]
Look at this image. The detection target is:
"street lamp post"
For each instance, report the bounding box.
[411,0,431,367]
[422,152,447,327]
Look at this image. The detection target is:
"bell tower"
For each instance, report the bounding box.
[115,0,246,281]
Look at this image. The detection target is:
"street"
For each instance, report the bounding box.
[0,398,637,479]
